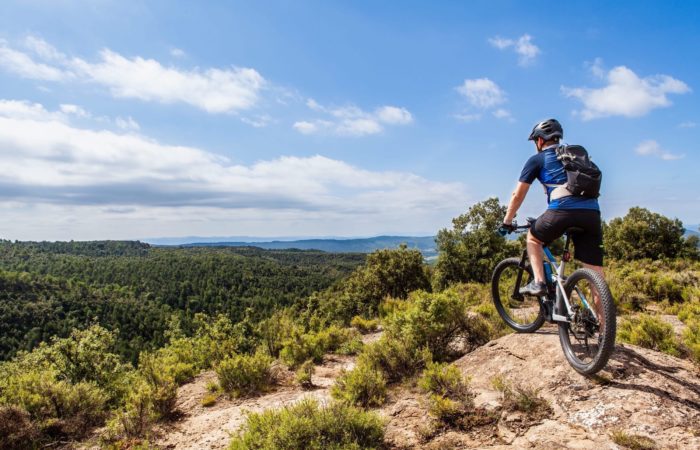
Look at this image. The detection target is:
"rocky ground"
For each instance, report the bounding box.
[143,327,698,449]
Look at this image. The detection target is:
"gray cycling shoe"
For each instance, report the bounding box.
[519,280,547,296]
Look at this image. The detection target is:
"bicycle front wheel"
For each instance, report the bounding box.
[558,268,616,375]
[491,257,545,333]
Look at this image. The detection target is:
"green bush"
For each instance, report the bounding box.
[336,336,364,355]
[419,362,474,425]
[201,394,218,407]
[418,362,471,401]
[491,375,550,415]
[682,320,700,364]
[331,361,387,408]
[358,336,430,383]
[0,362,110,440]
[229,398,385,450]
[279,331,325,368]
[434,198,518,286]
[604,207,698,260]
[280,326,359,368]
[610,429,657,450]
[295,360,315,389]
[351,315,380,334]
[426,394,464,424]
[606,260,700,311]
[216,351,274,398]
[618,314,680,356]
[384,289,491,361]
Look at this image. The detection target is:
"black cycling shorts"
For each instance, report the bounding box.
[530,209,603,266]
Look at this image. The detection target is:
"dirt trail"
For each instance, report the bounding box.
[154,332,381,449]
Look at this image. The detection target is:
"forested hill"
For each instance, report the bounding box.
[152,235,438,257]
[0,240,365,362]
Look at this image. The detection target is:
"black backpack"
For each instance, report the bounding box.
[555,145,602,198]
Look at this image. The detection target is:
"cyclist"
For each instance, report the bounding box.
[500,119,604,302]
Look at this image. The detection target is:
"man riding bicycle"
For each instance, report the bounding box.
[501,119,604,299]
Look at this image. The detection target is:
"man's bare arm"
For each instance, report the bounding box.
[504,182,531,224]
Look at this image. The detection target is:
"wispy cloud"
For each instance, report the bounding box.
[0,99,463,238]
[0,36,265,114]
[488,34,540,66]
[293,100,413,136]
[455,78,512,122]
[457,78,506,108]
[635,140,684,160]
[678,121,697,129]
[562,61,691,120]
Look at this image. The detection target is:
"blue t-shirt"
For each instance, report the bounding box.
[519,146,599,211]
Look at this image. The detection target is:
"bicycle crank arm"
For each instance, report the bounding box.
[552,313,570,322]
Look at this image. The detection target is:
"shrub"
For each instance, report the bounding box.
[0,367,109,439]
[229,398,385,450]
[491,376,551,415]
[201,394,218,407]
[677,300,700,323]
[610,429,657,450]
[682,320,700,363]
[331,361,387,408]
[279,331,324,368]
[434,197,517,286]
[279,326,359,368]
[604,207,697,260]
[295,360,315,389]
[418,362,472,401]
[384,289,492,361]
[351,315,380,334]
[358,336,431,383]
[618,314,680,356]
[336,336,364,355]
[111,380,157,439]
[419,362,474,425]
[0,405,38,449]
[216,351,274,398]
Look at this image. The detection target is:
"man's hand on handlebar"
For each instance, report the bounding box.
[498,221,517,236]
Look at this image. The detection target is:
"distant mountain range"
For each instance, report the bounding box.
[149,235,438,257]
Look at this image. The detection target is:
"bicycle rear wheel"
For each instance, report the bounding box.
[491,257,545,333]
[558,268,616,375]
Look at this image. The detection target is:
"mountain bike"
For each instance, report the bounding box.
[491,219,616,375]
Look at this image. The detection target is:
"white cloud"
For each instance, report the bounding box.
[678,121,696,128]
[115,116,140,131]
[375,106,413,124]
[60,104,91,118]
[0,37,265,114]
[294,100,413,136]
[635,140,684,160]
[563,65,691,120]
[241,115,272,128]
[293,120,321,134]
[489,34,540,66]
[169,48,186,58]
[0,39,72,81]
[492,108,514,122]
[0,99,465,239]
[457,78,506,109]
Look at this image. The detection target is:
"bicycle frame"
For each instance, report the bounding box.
[515,231,598,324]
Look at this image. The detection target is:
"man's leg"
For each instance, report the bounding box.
[519,230,548,296]
[527,230,545,283]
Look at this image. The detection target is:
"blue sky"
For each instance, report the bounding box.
[0,0,697,240]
